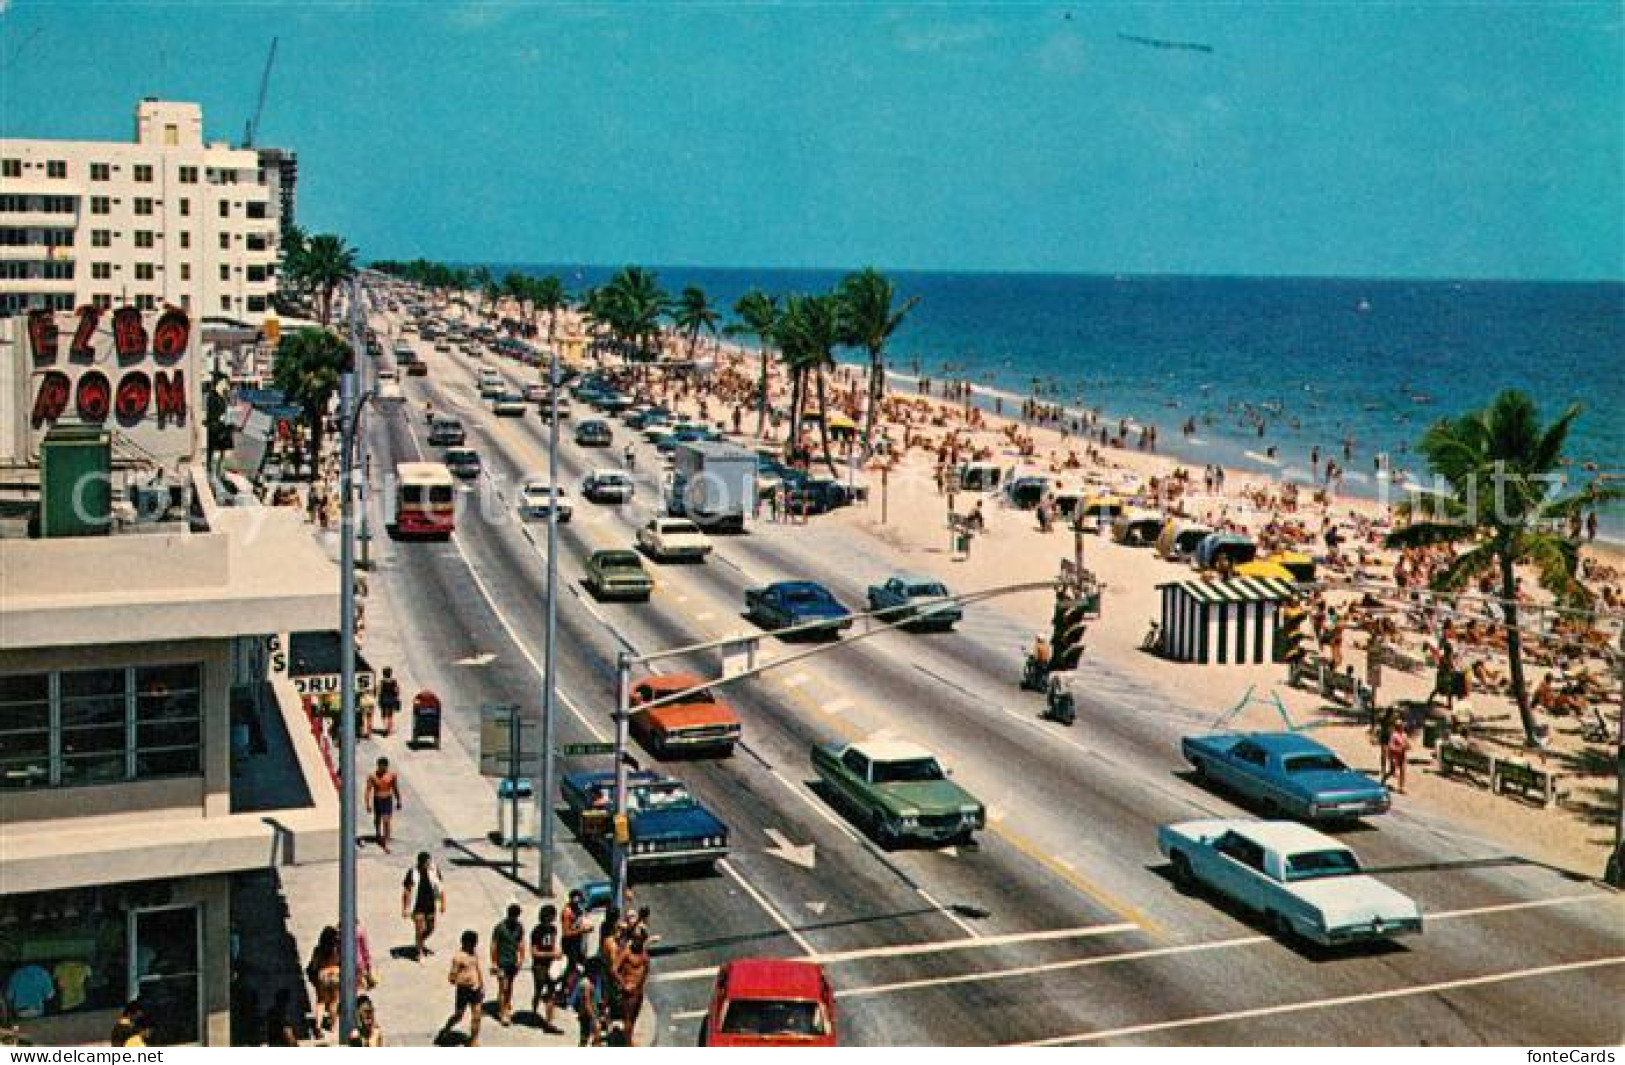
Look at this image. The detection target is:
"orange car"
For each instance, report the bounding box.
[629,672,742,757]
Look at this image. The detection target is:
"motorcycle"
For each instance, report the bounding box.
[1041,670,1078,727]
[1020,651,1050,692]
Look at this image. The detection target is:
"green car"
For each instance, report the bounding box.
[586,549,654,601]
[811,738,985,846]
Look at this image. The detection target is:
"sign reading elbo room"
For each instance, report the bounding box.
[22,306,199,463]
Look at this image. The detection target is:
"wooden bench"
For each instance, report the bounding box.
[1437,741,1495,786]
[1287,657,1322,692]
[1494,758,1562,808]
[1319,667,1370,707]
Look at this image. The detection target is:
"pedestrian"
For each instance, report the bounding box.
[558,889,589,993]
[529,904,564,1033]
[110,1001,150,1048]
[264,988,300,1046]
[569,956,603,1047]
[1385,719,1412,794]
[358,691,376,739]
[402,851,446,961]
[614,927,651,1042]
[376,667,401,737]
[305,926,342,1037]
[490,903,527,1027]
[439,931,485,1047]
[347,995,384,1047]
[364,758,402,851]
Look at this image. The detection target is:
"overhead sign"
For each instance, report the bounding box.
[480,703,540,778]
[20,306,199,463]
[718,635,760,679]
[558,742,615,757]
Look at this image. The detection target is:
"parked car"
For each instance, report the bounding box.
[477,368,504,398]
[406,360,429,378]
[560,770,729,870]
[444,446,482,480]
[630,672,741,757]
[582,469,635,504]
[523,383,548,403]
[700,959,836,1047]
[866,575,962,631]
[538,396,572,420]
[517,480,571,521]
[1157,819,1423,946]
[585,549,654,601]
[491,391,527,417]
[575,419,613,447]
[745,581,852,637]
[427,415,465,447]
[1181,732,1390,822]
[595,391,635,414]
[781,478,849,515]
[811,738,985,846]
[625,406,671,430]
[636,517,712,562]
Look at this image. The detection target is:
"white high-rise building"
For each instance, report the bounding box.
[0,100,284,319]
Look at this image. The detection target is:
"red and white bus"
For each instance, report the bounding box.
[395,461,455,538]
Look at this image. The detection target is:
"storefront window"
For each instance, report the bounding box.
[59,670,129,787]
[0,887,132,1033]
[0,675,51,788]
[133,907,200,1045]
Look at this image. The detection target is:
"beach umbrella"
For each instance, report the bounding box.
[1237,559,1295,581]
[1268,551,1317,582]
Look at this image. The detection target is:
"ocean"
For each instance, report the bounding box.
[491,266,1625,538]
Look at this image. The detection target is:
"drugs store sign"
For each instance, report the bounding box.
[23,306,198,463]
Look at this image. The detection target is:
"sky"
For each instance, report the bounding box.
[1,1,1620,280]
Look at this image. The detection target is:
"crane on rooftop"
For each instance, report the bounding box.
[242,37,279,148]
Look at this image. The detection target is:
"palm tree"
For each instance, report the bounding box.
[672,285,720,363]
[600,266,669,367]
[298,234,358,326]
[470,266,494,317]
[728,289,780,435]
[837,268,918,458]
[1384,389,1621,745]
[531,274,568,346]
[270,328,350,475]
[775,294,843,476]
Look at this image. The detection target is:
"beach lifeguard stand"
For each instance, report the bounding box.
[1156,577,1297,666]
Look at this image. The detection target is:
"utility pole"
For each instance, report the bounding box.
[537,343,561,892]
[337,278,363,1039]
[611,650,632,909]
[355,289,374,571]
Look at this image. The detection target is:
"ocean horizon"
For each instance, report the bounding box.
[480,264,1625,538]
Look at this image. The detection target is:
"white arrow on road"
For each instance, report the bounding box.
[455,652,496,667]
[805,901,827,915]
[763,828,817,870]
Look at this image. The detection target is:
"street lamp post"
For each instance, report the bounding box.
[611,650,632,908]
[337,280,365,1040]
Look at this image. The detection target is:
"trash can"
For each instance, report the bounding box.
[496,778,537,845]
[411,691,442,748]
[1423,718,1442,748]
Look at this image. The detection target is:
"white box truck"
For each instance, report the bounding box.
[669,441,755,532]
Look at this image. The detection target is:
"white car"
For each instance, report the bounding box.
[538,396,572,421]
[1157,819,1422,946]
[636,517,712,562]
[517,480,572,522]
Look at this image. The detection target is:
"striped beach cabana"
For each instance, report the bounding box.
[1157,577,1299,666]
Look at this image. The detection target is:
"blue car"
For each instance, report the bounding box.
[560,769,730,869]
[744,580,853,638]
[1181,731,1390,821]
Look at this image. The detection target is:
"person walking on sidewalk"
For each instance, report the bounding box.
[529,904,564,1033]
[613,927,651,1044]
[439,931,485,1047]
[305,926,342,1038]
[364,758,401,852]
[570,957,604,1047]
[1385,720,1412,794]
[489,904,526,1027]
[558,890,589,993]
[376,667,401,737]
[347,995,384,1047]
[402,851,446,961]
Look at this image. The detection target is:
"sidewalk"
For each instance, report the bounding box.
[272,498,651,1046]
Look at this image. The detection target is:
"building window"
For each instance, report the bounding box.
[218,200,230,219]
[43,261,74,280]
[246,201,267,220]
[0,195,22,212]
[135,263,155,281]
[163,123,179,147]
[246,265,267,283]
[92,262,112,280]
[90,162,111,181]
[179,295,190,311]
[218,233,229,251]
[178,198,190,217]
[179,231,190,249]
[94,294,112,309]
[133,164,153,183]
[219,264,230,281]
[247,295,267,313]
[46,160,67,179]
[0,262,26,279]
[91,230,111,248]
[134,231,154,249]
[134,198,154,216]
[246,234,268,252]
[220,295,232,310]
[178,165,198,185]
[136,295,156,311]
[0,887,134,1029]
[90,197,111,215]
[179,263,190,281]
[1,159,20,178]
[134,905,202,1043]
[44,196,75,214]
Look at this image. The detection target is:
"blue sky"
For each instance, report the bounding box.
[2,1,1620,280]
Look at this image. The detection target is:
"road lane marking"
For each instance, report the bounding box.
[1012,955,1625,1046]
[991,819,1167,940]
[820,697,854,716]
[1425,893,1621,921]
[652,921,1138,983]
[920,886,983,938]
[782,672,811,689]
[718,859,816,955]
[695,611,715,621]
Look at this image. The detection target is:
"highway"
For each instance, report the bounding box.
[358,307,1624,1046]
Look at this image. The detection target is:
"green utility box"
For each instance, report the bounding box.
[39,425,112,537]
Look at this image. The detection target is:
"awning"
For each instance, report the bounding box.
[1236,560,1295,581]
[1157,577,1299,603]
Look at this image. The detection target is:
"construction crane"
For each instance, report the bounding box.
[242,37,279,148]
